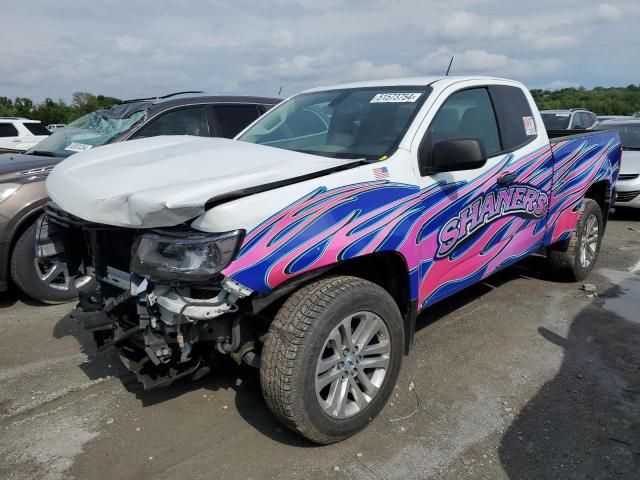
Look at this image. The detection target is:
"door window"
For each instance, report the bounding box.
[0,123,19,137]
[489,85,536,150]
[572,113,586,129]
[581,112,594,128]
[426,88,501,159]
[132,107,209,138]
[213,105,261,138]
[24,123,51,136]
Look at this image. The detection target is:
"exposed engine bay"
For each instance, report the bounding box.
[38,203,265,389]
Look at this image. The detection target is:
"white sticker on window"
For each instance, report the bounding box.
[523,116,536,136]
[370,92,422,103]
[65,142,93,152]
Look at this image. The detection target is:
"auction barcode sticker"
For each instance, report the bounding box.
[65,142,93,152]
[371,92,422,103]
[522,116,536,136]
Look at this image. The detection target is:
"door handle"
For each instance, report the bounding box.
[497,172,517,185]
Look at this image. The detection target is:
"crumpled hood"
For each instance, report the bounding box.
[46,136,357,228]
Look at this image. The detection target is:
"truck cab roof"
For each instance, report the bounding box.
[302,76,520,94]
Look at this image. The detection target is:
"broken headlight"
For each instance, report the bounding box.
[130,230,244,283]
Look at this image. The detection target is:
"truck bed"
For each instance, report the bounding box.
[546,128,610,142]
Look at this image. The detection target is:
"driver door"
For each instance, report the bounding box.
[414,84,551,309]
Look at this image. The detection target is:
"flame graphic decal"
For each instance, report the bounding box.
[223,133,620,311]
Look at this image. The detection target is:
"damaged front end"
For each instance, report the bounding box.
[40,203,262,389]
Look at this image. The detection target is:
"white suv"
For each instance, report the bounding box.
[0,117,50,153]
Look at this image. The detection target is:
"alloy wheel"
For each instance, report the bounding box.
[315,311,391,419]
[579,214,599,269]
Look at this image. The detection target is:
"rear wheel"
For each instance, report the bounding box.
[10,222,86,304]
[547,198,603,281]
[260,276,404,444]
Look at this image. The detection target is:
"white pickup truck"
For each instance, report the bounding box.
[42,76,621,443]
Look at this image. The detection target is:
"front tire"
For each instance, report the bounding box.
[10,223,78,304]
[547,198,603,281]
[260,276,404,444]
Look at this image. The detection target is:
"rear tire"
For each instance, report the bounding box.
[547,198,603,281]
[260,276,404,444]
[10,223,78,304]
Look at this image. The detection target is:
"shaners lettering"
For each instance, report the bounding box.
[437,185,549,258]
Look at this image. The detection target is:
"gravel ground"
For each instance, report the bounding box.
[1,209,638,480]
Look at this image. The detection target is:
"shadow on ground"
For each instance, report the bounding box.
[0,282,51,308]
[414,253,549,332]
[52,306,313,447]
[49,251,552,449]
[499,279,640,479]
[610,207,640,223]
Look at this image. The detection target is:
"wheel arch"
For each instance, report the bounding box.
[2,203,46,284]
[584,179,611,229]
[8,206,45,260]
[249,251,418,354]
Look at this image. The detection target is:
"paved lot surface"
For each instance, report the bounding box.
[1,210,639,480]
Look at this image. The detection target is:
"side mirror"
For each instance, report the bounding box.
[425,139,487,173]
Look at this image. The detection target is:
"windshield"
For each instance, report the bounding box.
[541,113,571,130]
[237,86,430,160]
[592,123,640,149]
[28,108,147,157]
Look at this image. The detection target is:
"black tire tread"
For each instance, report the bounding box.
[260,275,394,444]
[10,223,75,304]
[547,198,602,281]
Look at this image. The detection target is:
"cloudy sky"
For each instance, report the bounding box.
[2,0,638,102]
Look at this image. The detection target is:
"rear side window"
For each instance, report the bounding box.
[572,113,587,129]
[581,112,595,128]
[426,87,501,156]
[489,85,536,150]
[132,107,209,139]
[0,123,19,137]
[24,123,51,136]
[213,105,261,138]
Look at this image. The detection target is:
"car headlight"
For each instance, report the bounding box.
[130,230,244,283]
[0,183,22,203]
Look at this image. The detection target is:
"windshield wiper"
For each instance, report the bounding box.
[292,149,377,162]
[28,150,59,157]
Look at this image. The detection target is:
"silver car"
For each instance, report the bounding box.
[592,119,640,207]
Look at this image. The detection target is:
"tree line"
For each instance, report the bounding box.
[1,85,640,125]
[530,85,640,115]
[0,92,122,126]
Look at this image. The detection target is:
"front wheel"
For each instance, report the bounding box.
[260,276,404,444]
[547,198,604,281]
[10,222,86,304]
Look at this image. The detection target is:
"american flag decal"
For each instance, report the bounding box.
[373,166,390,180]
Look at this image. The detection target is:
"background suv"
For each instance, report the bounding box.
[0,117,51,153]
[0,93,280,302]
[540,109,598,130]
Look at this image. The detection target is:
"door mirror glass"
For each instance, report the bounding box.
[430,139,487,172]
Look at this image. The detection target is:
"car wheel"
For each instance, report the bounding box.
[10,222,87,304]
[547,198,603,281]
[260,275,404,444]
